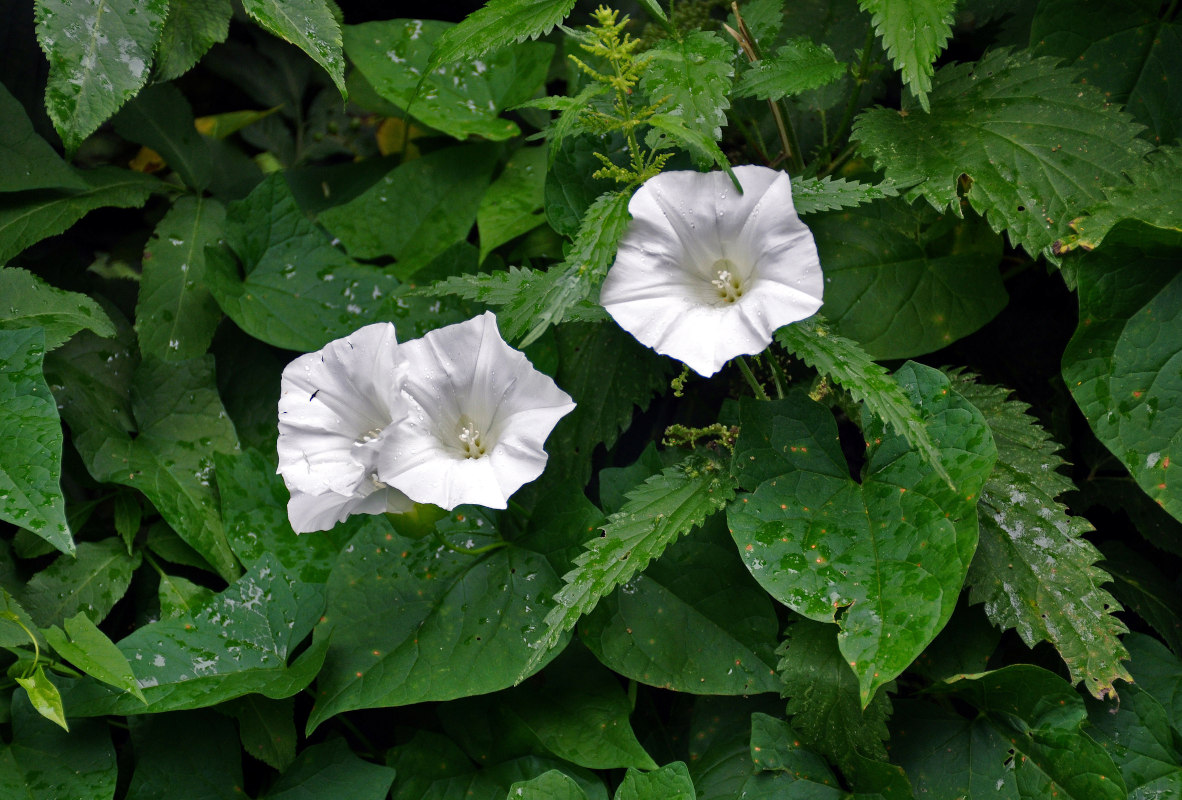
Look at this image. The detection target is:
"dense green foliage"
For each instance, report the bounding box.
[1,0,1181,797]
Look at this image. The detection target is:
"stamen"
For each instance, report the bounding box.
[355,427,383,445]
[710,265,745,303]
[457,418,487,459]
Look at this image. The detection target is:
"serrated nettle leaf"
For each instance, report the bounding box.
[1062,222,1182,524]
[221,695,296,771]
[111,82,211,190]
[308,511,573,729]
[1032,0,1182,147]
[44,612,146,704]
[792,176,899,215]
[0,81,84,192]
[642,30,735,141]
[933,665,1126,800]
[525,455,737,678]
[16,665,68,731]
[734,0,785,51]
[853,48,1153,258]
[35,0,168,152]
[952,372,1131,698]
[61,554,326,717]
[427,0,576,68]
[318,143,498,272]
[135,195,225,361]
[580,519,781,695]
[0,327,72,554]
[729,365,997,703]
[735,38,846,100]
[1085,684,1182,798]
[241,0,346,98]
[478,145,548,262]
[262,738,396,800]
[857,0,954,111]
[346,18,553,142]
[126,710,243,799]
[154,0,233,81]
[0,693,115,797]
[22,539,141,628]
[0,166,159,265]
[775,316,950,486]
[808,197,1006,359]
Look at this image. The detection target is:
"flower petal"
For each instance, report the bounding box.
[287,483,413,534]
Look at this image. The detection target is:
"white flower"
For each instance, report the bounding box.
[277,323,414,533]
[599,165,823,377]
[378,312,576,510]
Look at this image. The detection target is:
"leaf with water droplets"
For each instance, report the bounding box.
[241,0,346,99]
[35,0,169,153]
[16,665,68,731]
[427,0,576,69]
[0,81,85,192]
[0,693,115,796]
[734,38,846,101]
[22,539,140,628]
[45,612,147,704]
[0,327,73,555]
[0,267,115,350]
[857,0,955,111]
[155,0,233,81]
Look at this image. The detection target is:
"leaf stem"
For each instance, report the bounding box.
[736,356,770,400]
[433,528,509,557]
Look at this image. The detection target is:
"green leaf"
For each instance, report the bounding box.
[1124,633,1182,732]
[222,695,296,771]
[262,738,397,800]
[0,327,72,554]
[857,0,955,111]
[952,372,1132,698]
[735,0,785,49]
[22,539,141,627]
[111,83,211,190]
[0,166,158,264]
[525,455,737,678]
[0,81,85,192]
[935,666,1126,800]
[241,0,346,98]
[35,0,168,152]
[1098,542,1182,657]
[775,316,950,486]
[1062,222,1182,524]
[853,48,1153,257]
[544,131,621,237]
[307,511,574,729]
[16,665,68,731]
[792,176,898,215]
[1062,144,1182,253]
[206,173,464,352]
[125,710,242,799]
[347,20,553,143]
[735,38,846,100]
[647,111,735,175]
[1086,685,1182,799]
[478,145,548,262]
[1032,0,1182,147]
[509,771,590,800]
[157,571,214,619]
[728,365,997,703]
[318,144,498,270]
[0,589,48,653]
[0,693,114,797]
[615,763,695,800]
[642,31,735,140]
[427,0,576,68]
[580,519,781,695]
[134,195,225,360]
[154,0,233,81]
[0,266,116,352]
[808,198,1006,359]
[61,554,327,716]
[44,612,147,704]
[890,699,1020,798]
[777,619,892,772]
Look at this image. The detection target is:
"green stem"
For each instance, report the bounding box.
[433,529,509,557]
[736,356,770,401]
[765,354,787,400]
[826,26,876,164]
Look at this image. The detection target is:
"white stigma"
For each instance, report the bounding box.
[709,260,745,304]
[457,416,487,459]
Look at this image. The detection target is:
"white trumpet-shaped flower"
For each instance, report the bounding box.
[277,323,414,533]
[599,165,824,377]
[378,312,576,510]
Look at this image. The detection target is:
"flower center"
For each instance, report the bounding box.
[456,415,487,459]
[355,427,383,445]
[709,259,746,304]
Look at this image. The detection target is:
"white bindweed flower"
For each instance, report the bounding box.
[277,323,414,533]
[378,312,576,510]
[599,165,823,377]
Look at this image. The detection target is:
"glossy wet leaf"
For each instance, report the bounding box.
[0,693,114,796]
[154,0,233,81]
[641,31,734,142]
[1086,685,1182,798]
[478,145,548,262]
[15,665,68,731]
[890,699,1020,798]
[125,710,242,799]
[0,166,158,265]
[318,144,498,272]
[854,48,1152,257]
[45,612,147,704]
[262,738,396,800]
[157,571,214,620]
[954,372,1131,698]
[242,0,345,98]
[0,327,72,554]
[0,81,84,192]
[735,38,846,100]
[134,195,225,361]
[1062,222,1182,524]
[221,695,296,771]
[1124,633,1182,730]
[857,0,955,111]
[728,365,997,703]
[345,19,552,142]
[508,770,590,800]
[427,0,576,68]
[615,762,695,800]
[792,176,898,215]
[0,267,115,350]
[527,455,736,678]
[34,0,168,152]
[112,83,211,190]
